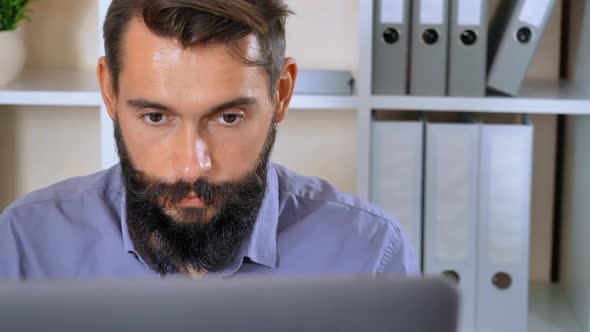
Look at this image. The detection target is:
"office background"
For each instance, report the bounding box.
[7,0,590,331]
[0,0,559,283]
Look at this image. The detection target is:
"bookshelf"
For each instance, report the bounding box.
[4,74,590,114]
[0,70,359,110]
[5,74,590,114]
[0,0,587,331]
[371,80,590,114]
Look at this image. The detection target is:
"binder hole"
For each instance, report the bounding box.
[382,28,399,44]
[460,30,477,46]
[442,270,460,284]
[422,29,439,45]
[516,27,533,44]
[492,272,512,290]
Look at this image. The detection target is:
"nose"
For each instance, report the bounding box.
[173,127,212,183]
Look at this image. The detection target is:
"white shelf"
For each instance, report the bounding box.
[0,70,101,107]
[0,69,361,110]
[528,283,581,332]
[4,71,590,115]
[372,81,590,115]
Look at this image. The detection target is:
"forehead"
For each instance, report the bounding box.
[118,18,268,103]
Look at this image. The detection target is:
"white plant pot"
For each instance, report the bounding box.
[0,29,26,86]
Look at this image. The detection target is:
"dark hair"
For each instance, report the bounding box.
[103,0,292,99]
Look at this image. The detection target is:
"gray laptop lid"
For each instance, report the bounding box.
[0,277,458,332]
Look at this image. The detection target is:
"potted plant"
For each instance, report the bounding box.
[0,0,35,85]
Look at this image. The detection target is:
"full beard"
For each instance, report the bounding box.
[115,116,277,276]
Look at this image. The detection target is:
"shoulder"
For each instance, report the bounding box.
[0,165,125,278]
[270,164,419,275]
[0,165,123,233]
[271,163,388,219]
[4,165,122,213]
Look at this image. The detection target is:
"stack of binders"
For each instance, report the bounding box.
[487,0,557,96]
[423,114,480,331]
[370,113,534,332]
[370,112,424,263]
[409,0,450,96]
[423,114,534,332]
[372,0,557,97]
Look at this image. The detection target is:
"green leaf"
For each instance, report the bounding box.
[0,0,36,31]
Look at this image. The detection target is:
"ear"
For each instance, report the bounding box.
[274,57,298,123]
[97,56,118,121]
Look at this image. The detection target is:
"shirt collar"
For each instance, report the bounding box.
[117,164,280,274]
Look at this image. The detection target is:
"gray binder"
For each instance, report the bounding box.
[293,69,354,95]
[370,117,424,263]
[487,0,557,96]
[424,120,479,332]
[476,118,533,332]
[448,0,487,97]
[372,0,410,95]
[410,0,449,96]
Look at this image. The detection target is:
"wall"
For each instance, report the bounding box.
[273,0,359,194]
[0,0,101,209]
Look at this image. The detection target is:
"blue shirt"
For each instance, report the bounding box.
[0,163,419,279]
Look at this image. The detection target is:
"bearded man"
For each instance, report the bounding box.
[0,0,418,279]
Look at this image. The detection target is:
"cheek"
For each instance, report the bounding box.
[118,112,175,175]
[208,121,270,180]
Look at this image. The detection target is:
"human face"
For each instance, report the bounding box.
[96,18,297,274]
[98,18,296,216]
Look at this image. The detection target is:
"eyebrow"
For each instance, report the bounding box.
[126,96,258,116]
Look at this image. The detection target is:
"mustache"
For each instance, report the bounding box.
[127,174,228,206]
[125,169,266,209]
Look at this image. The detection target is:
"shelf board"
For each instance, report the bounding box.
[0,70,359,110]
[528,282,582,332]
[6,73,590,114]
[0,70,101,107]
[372,80,590,115]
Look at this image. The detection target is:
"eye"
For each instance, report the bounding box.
[217,112,244,126]
[143,112,168,125]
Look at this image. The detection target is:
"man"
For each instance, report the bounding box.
[0,0,418,279]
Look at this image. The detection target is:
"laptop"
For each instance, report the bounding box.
[0,277,458,332]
